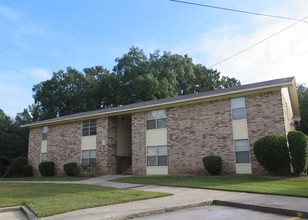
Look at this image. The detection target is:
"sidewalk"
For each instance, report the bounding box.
[41,175,308,220]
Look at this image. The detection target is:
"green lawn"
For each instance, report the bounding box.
[0,182,170,217]
[113,175,308,197]
[0,176,89,181]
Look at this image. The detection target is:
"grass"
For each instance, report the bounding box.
[0,182,170,217]
[0,176,89,181]
[113,175,308,197]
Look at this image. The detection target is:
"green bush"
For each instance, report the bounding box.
[11,156,27,177]
[39,161,55,177]
[21,164,33,177]
[63,162,79,176]
[202,155,222,175]
[288,131,308,175]
[254,134,290,174]
[0,156,10,166]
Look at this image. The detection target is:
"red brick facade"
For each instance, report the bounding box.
[27,89,295,176]
[246,91,287,174]
[28,127,42,175]
[96,116,117,174]
[167,99,234,175]
[47,122,82,175]
[131,112,147,175]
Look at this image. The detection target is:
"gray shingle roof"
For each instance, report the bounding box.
[23,77,296,127]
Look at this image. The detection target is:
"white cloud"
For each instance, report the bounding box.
[0,4,18,21]
[208,20,308,84]
[172,0,308,84]
[0,68,51,117]
[27,68,51,82]
[0,80,30,117]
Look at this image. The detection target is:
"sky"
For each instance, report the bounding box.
[1,0,308,117]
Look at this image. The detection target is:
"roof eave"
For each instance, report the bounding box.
[22,79,294,128]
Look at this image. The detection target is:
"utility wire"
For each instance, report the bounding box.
[170,0,304,22]
[209,16,308,68]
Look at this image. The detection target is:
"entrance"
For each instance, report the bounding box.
[116,115,132,174]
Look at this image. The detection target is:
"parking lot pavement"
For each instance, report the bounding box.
[134,205,295,220]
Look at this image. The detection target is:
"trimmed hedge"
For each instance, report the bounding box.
[288,131,308,175]
[21,164,33,177]
[63,162,79,176]
[39,161,55,177]
[254,134,290,174]
[202,155,222,175]
[11,156,27,177]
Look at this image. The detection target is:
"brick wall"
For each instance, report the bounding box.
[131,112,146,175]
[107,117,117,174]
[48,122,82,175]
[167,99,235,175]
[96,117,108,174]
[27,89,292,176]
[246,90,286,175]
[28,127,42,175]
[96,117,117,175]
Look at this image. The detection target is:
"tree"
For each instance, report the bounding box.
[113,47,240,104]
[297,84,308,135]
[0,109,29,159]
[32,46,241,120]
[297,83,307,105]
[300,92,308,135]
[33,67,108,120]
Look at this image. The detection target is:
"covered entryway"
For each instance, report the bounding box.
[116,115,132,174]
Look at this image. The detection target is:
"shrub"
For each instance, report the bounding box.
[254,134,290,174]
[11,156,27,177]
[21,164,33,177]
[39,161,55,177]
[0,156,10,166]
[63,162,79,176]
[202,155,222,175]
[288,131,308,175]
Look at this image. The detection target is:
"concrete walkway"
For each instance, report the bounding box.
[1,175,308,220]
[43,175,308,220]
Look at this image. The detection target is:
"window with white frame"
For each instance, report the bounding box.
[146,110,166,130]
[82,120,97,136]
[231,97,247,120]
[42,126,48,140]
[81,150,96,167]
[40,153,47,162]
[147,145,168,166]
[234,139,250,163]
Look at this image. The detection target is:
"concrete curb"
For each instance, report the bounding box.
[20,205,38,220]
[0,206,38,220]
[214,200,308,218]
[104,201,214,220]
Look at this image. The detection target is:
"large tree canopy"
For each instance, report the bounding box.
[32,46,241,120]
[297,84,308,135]
[0,109,29,159]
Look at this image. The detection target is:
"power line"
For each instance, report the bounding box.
[209,16,308,68]
[170,0,303,22]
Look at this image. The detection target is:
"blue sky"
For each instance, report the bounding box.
[1,0,308,117]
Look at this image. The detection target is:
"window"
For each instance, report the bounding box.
[81,150,96,167]
[82,120,97,136]
[231,97,246,120]
[146,110,166,130]
[235,140,250,163]
[40,153,47,162]
[42,126,48,140]
[147,145,168,166]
